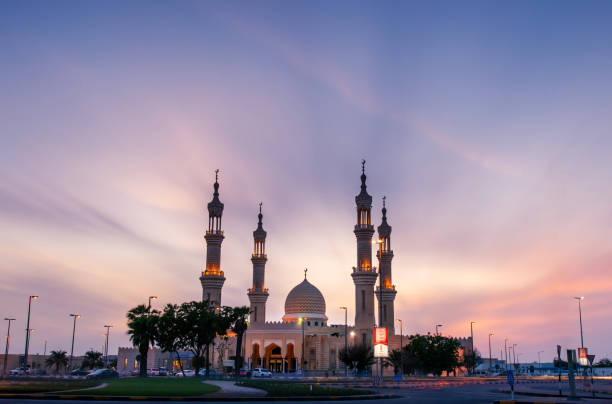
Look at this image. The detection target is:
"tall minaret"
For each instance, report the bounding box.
[200,169,226,306]
[351,160,378,346]
[376,197,397,335]
[247,203,269,324]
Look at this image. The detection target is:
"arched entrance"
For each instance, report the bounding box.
[264,343,283,373]
[251,343,261,369]
[285,343,297,372]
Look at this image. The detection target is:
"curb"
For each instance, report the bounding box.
[498,389,612,400]
[0,393,400,401]
[494,401,566,404]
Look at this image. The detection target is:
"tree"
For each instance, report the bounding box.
[383,349,403,375]
[45,350,68,374]
[339,344,375,375]
[81,350,104,369]
[405,334,461,376]
[127,304,159,377]
[176,301,219,377]
[463,348,482,374]
[596,358,611,368]
[226,306,250,378]
[157,303,187,376]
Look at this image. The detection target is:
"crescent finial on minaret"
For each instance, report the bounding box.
[215,169,219,182]
[304,267,308,280]
[361,159,366,174]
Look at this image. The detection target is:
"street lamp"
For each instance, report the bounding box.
[69,314,81,372]
[397,319,403,377]
[504,339,509,371]
[488,333,494,372]
[435,324,443,335]
[104,325,113,368]
[3,318,16,377]
[538,351,544,374]
[470,321,476,375]
[299,317,308,374]
[339,307,348,376]
[148,296,158,310]
[573,297,584,348]
[512,344,517,366]
[23,295,38,371]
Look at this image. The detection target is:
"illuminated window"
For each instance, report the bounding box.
[134,359,138,369]
[124,358,128,369]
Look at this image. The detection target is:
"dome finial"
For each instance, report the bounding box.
[258,202,263,224]
[361,159,366,175]
[382,196,387,219]
[304,267,308,280]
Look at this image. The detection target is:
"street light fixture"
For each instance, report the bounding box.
[23,295,38,371]
[339,307,348,376]
[69,314,81,372]
[104,325,113,368]
[504,338,509,371]
[435,324,443,335]
[573,297,584,348]
[3,318,16,377]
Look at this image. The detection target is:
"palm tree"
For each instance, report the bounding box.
[127,304,159,377]
[81,350,104,369]
[45,350,68,374]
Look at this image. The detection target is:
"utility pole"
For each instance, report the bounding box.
[574,297,584,348]
[470,321,476,375]
[23,295,38,371]
[340,307,348,377]
[488,333,494,374]
[104,325,113,368]
[68,314,81,372]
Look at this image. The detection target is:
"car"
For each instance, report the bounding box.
[8,368,24,376]
[71,369,92,376]
[251,368,272,377]
[86,368,119,380]
[199,368,219,377]
[240,369,250,377]
[174,369,195,377]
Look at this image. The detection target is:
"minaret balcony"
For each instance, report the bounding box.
[352,265,377,273]
[206,230,224,236]
[251,254,267,259]
[201,269,225,277]
[248,287,269,294]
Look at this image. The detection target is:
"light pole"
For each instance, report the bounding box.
[397,319,403,376]
[574,297,584,348]
[488,333,494,373]
[339,307,348,376]
[43,340,47,357]
[300,317,307,374]
[470,321,476,375]
[23,295,38,371]
[538,351,544,374]
[436,324,443,335]
[148,296,158,311]
[104,325,113,368]
[3,318,16,377]
[512,344,517,366]
[504,339,509,371]
[69,314,81,372]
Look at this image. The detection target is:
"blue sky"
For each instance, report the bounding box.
[2,1,612,362]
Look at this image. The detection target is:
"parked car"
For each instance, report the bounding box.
[71,369,92,376]
[251,368,272,378]
[174,369,195,377]
[199,368,219,377]
[86,368,119,380]
[240,369,250,377]
[8,368,24,376]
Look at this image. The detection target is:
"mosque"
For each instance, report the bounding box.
[200,162,403,374]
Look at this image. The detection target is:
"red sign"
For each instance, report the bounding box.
[374,327,388,345]
[578,348,588,366]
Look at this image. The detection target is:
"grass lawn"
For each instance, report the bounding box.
[0,379,99,394]
[67,377,220,396]
[237,380,372,396]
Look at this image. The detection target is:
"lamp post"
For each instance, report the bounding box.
[339,307,348,376]
[104,325,113,368]
[397,319,403,376]
[512,344,517,366]
[504,339,509,371]
[300,317,307,374]
[23,295,38,371]
[488,333,494,373]
[69,314,81,372]
[538,351,544,374]
[470,321,476,375]
[3,318,16,377]
[435,324,443,335]
[573,297,584,348]
[148,296,158,311]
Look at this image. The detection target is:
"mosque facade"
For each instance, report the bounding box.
[201,161,403,374]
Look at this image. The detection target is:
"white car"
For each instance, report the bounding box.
[252,368,272,377]
[175,369,195,377]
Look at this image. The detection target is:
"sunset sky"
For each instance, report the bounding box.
[2,1,612,363]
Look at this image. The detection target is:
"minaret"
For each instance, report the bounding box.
[376,197,397,335]
[200,169,226,306]
[247,203,269,324]
[351,160,378,346]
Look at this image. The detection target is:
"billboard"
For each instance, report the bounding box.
[374,327,388,358]
[577,348,588,366]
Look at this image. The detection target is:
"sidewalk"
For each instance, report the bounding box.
[205,380,267,397]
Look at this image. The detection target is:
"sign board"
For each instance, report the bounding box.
[587,354,595,366]
[578,348,588,366]
[374,327,388,358]
[222,360,235,368]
